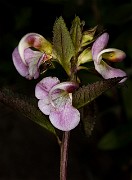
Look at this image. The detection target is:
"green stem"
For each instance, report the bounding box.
[70,56,78,82]
[60,131,70,180]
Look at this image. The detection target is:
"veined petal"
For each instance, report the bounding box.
[35,77,60,99]
[12,47,30,78]
[49,81,79,107]
[24,48,44,79]
[38,99,51,115]
[24,48,43,65]
[49,103,80,131]
[92,33,109,61]
[94,61,127,83]
[18,33,45,64]
[51,92,71,109]
[97,48,126,64]
[35,77,80,131]
[18,33,52,65]
[28,59,40,79]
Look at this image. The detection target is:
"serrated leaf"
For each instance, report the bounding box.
[73,77,125,109]
[80,101,96,137]
[53,16,75,75]
[0,88,56,136]
[98,122,132,150]
[70,16,82,53]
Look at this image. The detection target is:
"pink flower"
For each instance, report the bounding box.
[35,77,80,131]
[12,33,52,79]
[92,33,127,82]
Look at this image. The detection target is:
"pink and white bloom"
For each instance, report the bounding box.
[12,33,52,79]
[35,76,80,131]
[92,33,127,82]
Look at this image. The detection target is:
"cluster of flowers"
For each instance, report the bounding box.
[12,31,126,131]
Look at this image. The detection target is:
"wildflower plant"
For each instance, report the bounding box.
[0,16,127,180]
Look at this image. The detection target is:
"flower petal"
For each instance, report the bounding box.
[24,48,44,79]
[92,33,109,61]
[97,48,126,64]
[94,61,127,83]
[49,103,80,131]
[24,48,43,65]
[28,60,40,79]
[49,81,79,108]
[49,81,79,95]
[35,77,60,99]
[18,33,46,64]
[12,47,30,78]
[38,99,51,115]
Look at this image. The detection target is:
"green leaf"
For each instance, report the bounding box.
[70,16,82,53]
[98,122,132,150]
[73,77,125,109]
[53,16,75,75]
[0,88,56,136]
[81,101,96,137]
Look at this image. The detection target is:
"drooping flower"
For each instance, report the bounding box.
[12,33,52,79]
[35,76,80,131]
[92,33,127,82]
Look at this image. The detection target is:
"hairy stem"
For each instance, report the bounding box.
[60,131,70,180]
[59,53,77,180]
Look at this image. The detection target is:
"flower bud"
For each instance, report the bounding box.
[81,26,97,47]
[78,48,92,65]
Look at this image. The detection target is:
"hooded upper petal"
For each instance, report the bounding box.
[92,33,109,62]
[97,48,126,64]
[12,33,53,80]
[18,33,52,65]
[49,81,79,95]
[48,81,79,108]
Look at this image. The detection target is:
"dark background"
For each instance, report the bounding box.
[0,0,132,179]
